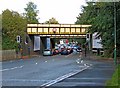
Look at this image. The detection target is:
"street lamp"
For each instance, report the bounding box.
[114,2,117,65]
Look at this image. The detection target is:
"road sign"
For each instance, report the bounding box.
[52,28,57,33]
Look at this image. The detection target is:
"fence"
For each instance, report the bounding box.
[0,49,17,61]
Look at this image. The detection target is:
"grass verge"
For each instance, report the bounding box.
[106,64,120,88]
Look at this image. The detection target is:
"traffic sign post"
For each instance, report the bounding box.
[16,35,20,43]
[16,35,22,43]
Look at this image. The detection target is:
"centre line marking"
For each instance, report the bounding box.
[45,61,47,63]
[0,65,24,72]
[41,65,90,87]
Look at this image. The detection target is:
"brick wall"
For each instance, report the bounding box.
[1,49,17,61]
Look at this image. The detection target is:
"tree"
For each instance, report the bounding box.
[24,2,39,23]
[45,17,59,24]
[2,9,27,50]
[75,2,120,57]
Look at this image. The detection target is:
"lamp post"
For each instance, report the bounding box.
[114,2,117,65]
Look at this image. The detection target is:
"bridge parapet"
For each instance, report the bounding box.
[27,24,91,37]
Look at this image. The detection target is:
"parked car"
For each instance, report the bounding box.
[52,49,59,55]
[61,49,69,55]
[55,45,59,49]
[43,49,53,56]
[67,48,73,54]
[73,45,82,52]
[76,47,82,52]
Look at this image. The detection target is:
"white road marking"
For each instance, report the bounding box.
[79,55,82,58]
[81,60,83,63]
[9,61,13,62]
[65,54,72,57]
[19,59,23,61]
[41,65,90,87]
[67,77,110,80]
[0,65,24,72]
[9,59,23,63]
[3,79,50,82]
[65,55,69,57]
[90,64,92,65]
[76,58,81,64]
[79,66,85,67]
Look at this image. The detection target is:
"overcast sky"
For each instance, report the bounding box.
[0,0,87,24]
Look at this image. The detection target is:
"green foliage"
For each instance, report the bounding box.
[24,2,39,23]
[2,2,39,50]
[2,9,27,50]
[2,35,18,50]
[45,17,59,24]
[75,2,120,57]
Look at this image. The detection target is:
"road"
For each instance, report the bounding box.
[51,60,115,88]
[1,53,115,88]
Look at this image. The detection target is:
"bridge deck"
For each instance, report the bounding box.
[27,24,91,36]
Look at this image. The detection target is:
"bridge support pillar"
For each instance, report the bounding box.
[40,37,47,55]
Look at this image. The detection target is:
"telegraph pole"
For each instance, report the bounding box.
[114,2,117,65]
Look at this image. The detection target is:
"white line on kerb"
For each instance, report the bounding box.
[41,65,90,87]
[0,65,24,72]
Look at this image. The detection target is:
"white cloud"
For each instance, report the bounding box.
[0,0,86,24]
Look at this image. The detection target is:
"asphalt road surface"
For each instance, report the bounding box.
[1,53,115,88]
